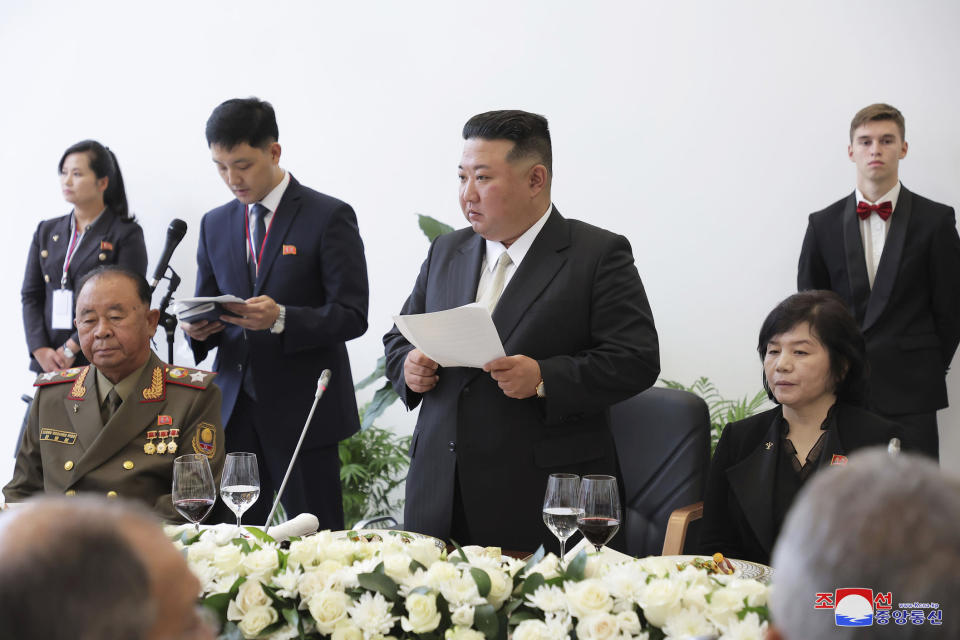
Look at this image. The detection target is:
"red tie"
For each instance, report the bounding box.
[857,201,893,221]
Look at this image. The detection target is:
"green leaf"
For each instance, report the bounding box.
[418,214,455,242]
[244,526,276,544]
[201,593,233,620]
[355,355,388,391]
[357,571,399,601]
[564,550,588,581]
[410,559,427,573]
[282,607,300,628]
[519,546,545,578]
[470,567,492,597]
[218,622,245,640]
[509,610,541,625]
[361,382,400,430]
[520,572,545,595]
[237,538,253,554]
[450,539,469,563]
[473,604,499,640]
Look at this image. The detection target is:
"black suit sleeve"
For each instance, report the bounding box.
[929,207,960,369]
[699,424,747,560]
[188,215,223,363]
[538,233,659,422]
[798,215,829,291]
[21,223,48,356]
[383,240,437,411]
[283,203,368,353]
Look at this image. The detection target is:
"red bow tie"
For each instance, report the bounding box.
[857,200,893,221]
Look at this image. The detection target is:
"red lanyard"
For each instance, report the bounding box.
[244,204,278,271]
[61,223,83,288]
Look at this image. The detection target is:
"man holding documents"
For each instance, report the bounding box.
[183,98,369,528]
[383,110,659,551]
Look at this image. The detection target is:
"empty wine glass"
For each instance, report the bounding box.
[577,475,621,553]
[542,473,581,560]
[172,453,216,531]
[220,452,261,531]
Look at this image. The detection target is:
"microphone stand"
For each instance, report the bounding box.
[154,267,181,365]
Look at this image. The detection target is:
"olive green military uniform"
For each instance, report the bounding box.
[4,352,225,521]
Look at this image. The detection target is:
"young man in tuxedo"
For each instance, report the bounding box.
[183,98,369,527]
[798,103,960,459]
[383,110,660,551]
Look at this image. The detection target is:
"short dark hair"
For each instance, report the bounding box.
[850,103,905,141]
[757,290,868,404]
[77,265,152,306]
[462,110,553,175]
[205,97,279,150]
[58,140,133,222]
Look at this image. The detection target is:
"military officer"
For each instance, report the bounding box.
[4,265,225,521]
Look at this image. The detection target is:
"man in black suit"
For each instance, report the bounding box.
[798,103,960,458]
[383,110,660,552]
[183,98,369,527]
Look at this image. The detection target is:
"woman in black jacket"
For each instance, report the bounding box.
[21,140,147,373]
[700,290,900,565]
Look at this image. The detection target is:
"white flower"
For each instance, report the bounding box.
[299,560,347,599]
[401,591,442,633]
[661,606,716,639]
[544,613,575,640]
[382,552,413,583]
[186,537,219,564]
[242,547,280,580]
[634,577,686,628]
[615,609,641,635]
[603,563,647,603]
[719,612,768,640]
[348,591,398,639]
[264,624,299,640]
[635,556,676,578]
[514,619,553,640]
[526,585,568,613]
[450,604,475,627]
[426,561,461,584]
[331,620,364,640]
[564,579,614,619]
[575,613,620,640]
[238,604,279,637]
[527,554,561,580]
[287,537,321,567]
[210,544,243,575]
[236,578,271,612]
[271,568,301,599]
[726,578,768,608]
[406,538,444,568]
[438,574,482,607]
[188,560,220,595]
[307,588,351,634]
[208,572,241,595]
[485,567,513,609]
[444,626,486,640]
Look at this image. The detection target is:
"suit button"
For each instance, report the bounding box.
[44,274,50,283]
[448,441,456,452]
[237,364,243,372]
[98,252,107,261]
[63,460,74,471]
[64,490,76,496]
[40,249,48,258]
[106,491,118,498]
[123,460,134,470]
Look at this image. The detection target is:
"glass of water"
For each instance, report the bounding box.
[220,452,260,531]
[542,473,581,560]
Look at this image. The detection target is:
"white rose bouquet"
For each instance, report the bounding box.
[168,527,769,640]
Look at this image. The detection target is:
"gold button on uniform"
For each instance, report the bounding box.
[64,460,74,471]
[44,274,50,283]
[98,253,107,261]
[65,490,76,496]
[123,460,134,470]
[106,491,118,498]
[41,249,49,258]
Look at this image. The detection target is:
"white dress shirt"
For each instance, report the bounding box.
[475,204,553,302]
[856,182,901,289]
[247,170,290,262]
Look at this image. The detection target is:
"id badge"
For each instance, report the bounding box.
[52,289,74,329]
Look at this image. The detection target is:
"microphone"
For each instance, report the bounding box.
[150,219,188,291]
[264,370,333,532]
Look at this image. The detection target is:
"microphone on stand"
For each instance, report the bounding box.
[150,219,188,292]
[264,369,333,533]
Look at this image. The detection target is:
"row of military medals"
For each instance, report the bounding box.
[144,429,180,455]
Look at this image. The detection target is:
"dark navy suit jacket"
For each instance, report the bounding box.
[383,210,660,551]
[798,186,960,414]
[190,175,368,452]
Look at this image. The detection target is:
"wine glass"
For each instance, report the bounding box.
[577,475,621,553]
[220,452,261,531]
[542,473,581,560]
[172,454,216,531]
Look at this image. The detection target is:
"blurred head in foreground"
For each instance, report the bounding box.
[0,496,214,640]
[769,448,960,639]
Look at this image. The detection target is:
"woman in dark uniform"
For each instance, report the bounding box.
[699,290,900,565]
[21,140,147,373]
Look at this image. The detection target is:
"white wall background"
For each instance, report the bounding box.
[1,0,958,488]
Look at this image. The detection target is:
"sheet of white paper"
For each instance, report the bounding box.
[393,303,506,368]
[174,295,247,312]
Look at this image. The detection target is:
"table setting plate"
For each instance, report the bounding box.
[661,554,773,583]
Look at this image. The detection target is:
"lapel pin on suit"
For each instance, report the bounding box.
[764,441,774,450]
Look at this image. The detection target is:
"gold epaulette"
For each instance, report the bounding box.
[163,366,217,390]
